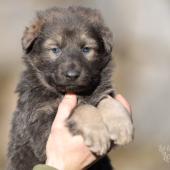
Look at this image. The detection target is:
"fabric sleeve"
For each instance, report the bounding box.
[33,164,58,170]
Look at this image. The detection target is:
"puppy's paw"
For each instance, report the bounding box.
[98,96,134,145]
[108,114,133,145]
[66,104,111,156]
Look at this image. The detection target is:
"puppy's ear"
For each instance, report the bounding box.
[101,27,113,55]
[22,18,44,53]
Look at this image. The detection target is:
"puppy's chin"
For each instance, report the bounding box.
[55,84,95,94]
[46,76,100,94]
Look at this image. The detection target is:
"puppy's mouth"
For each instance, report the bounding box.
[55,84,94,94]
[47,75,99,94]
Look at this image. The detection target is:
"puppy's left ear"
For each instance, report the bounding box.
[22,19,44,53]
[101,27,113,55]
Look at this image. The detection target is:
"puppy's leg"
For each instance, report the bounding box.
[27,105,55,162]
[7,133,39,170]
[7,103,56,170]
[67,104,111,156]
[97,96,134,145]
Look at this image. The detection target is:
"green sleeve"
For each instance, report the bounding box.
[33,164,58,170]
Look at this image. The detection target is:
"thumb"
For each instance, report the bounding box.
[52,94,77,128]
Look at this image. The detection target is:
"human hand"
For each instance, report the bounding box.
[115,94,132,114]
[46,94,96,170]
[46,94,132,170]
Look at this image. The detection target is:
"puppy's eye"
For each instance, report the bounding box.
[82,47,91,54]
[51,47,62,55]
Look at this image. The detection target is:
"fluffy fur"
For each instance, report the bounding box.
[7,7,129,170]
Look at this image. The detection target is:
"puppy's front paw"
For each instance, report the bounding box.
[66,105,111,156]
[98,96,134,145]
[108,114,133,145]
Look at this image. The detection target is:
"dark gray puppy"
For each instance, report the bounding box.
[7,7,133,170]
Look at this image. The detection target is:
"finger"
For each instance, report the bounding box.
[52,94,77,127]
[115,94,132,113]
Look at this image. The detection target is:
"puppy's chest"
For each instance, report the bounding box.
[30,94,92,119]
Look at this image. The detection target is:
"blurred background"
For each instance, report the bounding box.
[0,0,170,169]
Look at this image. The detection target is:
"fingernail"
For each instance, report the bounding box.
[65,94,76,99]
[62,94,77,106]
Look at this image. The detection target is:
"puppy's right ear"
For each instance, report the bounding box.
[21,19,44,53]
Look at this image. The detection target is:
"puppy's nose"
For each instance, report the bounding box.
[65,70,80,80]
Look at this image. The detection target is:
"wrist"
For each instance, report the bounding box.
[46,158,83,170]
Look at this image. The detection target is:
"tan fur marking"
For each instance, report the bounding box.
[81,34,97,48]
[81,34,97,61]
[43,35,62,49]
[22,19,44,50]
[43,38,62,61]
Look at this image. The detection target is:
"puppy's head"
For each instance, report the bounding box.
[22,7,113,94]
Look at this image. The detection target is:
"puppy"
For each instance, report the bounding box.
[7,7,133,170]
